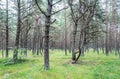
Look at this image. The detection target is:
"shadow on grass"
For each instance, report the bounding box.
[2,58,29,66]
[63,60,97,66]
[77,60,96,65]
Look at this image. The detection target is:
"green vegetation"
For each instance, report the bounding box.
[0,50,120,79]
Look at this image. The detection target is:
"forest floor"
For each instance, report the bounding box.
[0,49,120,79]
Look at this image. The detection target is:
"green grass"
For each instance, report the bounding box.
[0,49,120,79]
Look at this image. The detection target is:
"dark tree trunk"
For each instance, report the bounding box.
[13,0,21,62]
[35,0,64,70]
[44,0,53,69]
[74,32,85,63]
[105,0,109,56]
[71,23,77,62]
[40,37,44,54]
[2,40,4,58]
[6,0,9,58]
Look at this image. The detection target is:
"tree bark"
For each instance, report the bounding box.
[13,0,21,62]
[72,23,77,62]
[6,0,9,58]
[64,0,67,56]
[43,0,53,70]
[105,0,109,56]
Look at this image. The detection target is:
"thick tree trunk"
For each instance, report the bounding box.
[35,0,64,70]
[44,0,53,70]
[74,32,85,63]
[72,23,77,62]
[44,21,50,70]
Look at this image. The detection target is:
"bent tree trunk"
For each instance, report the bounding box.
[72,32,76,62]
[74,32,85,63]
[72,23,77,62]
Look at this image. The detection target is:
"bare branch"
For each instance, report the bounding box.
[52,0,62,6]
[68,0,76,23]
[51,6,68,16]
[35,0,47,16]
[51,19,56,24]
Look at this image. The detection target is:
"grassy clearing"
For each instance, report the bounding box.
[0,49,120,79]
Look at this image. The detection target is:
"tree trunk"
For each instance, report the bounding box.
[105,0,109,56]
[13,0,21,62]
[44,0,53,70]
[24,19,30,57]
[2,40,4,58]
[6,0,9,58]
[74,31,85,63]
[32,25,37,55]
[64,0,67,56]
[72,23,77,62]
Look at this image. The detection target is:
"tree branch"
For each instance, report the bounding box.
[51,19,56,24]
[68,0,76,23]
[35,0,47,16]
[50,6,68,16]
[52,0,62,6]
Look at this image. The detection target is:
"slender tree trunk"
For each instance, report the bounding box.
[24,19,30,57]
[2,40,4,58]
[32,25,37,55]
[118,30,120,58]
[64,0,67,56]
[6,0,9,58]
[37,25,40,55]
[24,35,28,56]
[24,0,30,57]
[105,0,109,56]
[96,37,99,54]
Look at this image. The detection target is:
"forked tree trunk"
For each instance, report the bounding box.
[35,0,65,70]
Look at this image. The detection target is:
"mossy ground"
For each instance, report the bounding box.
[0,49,120,79]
